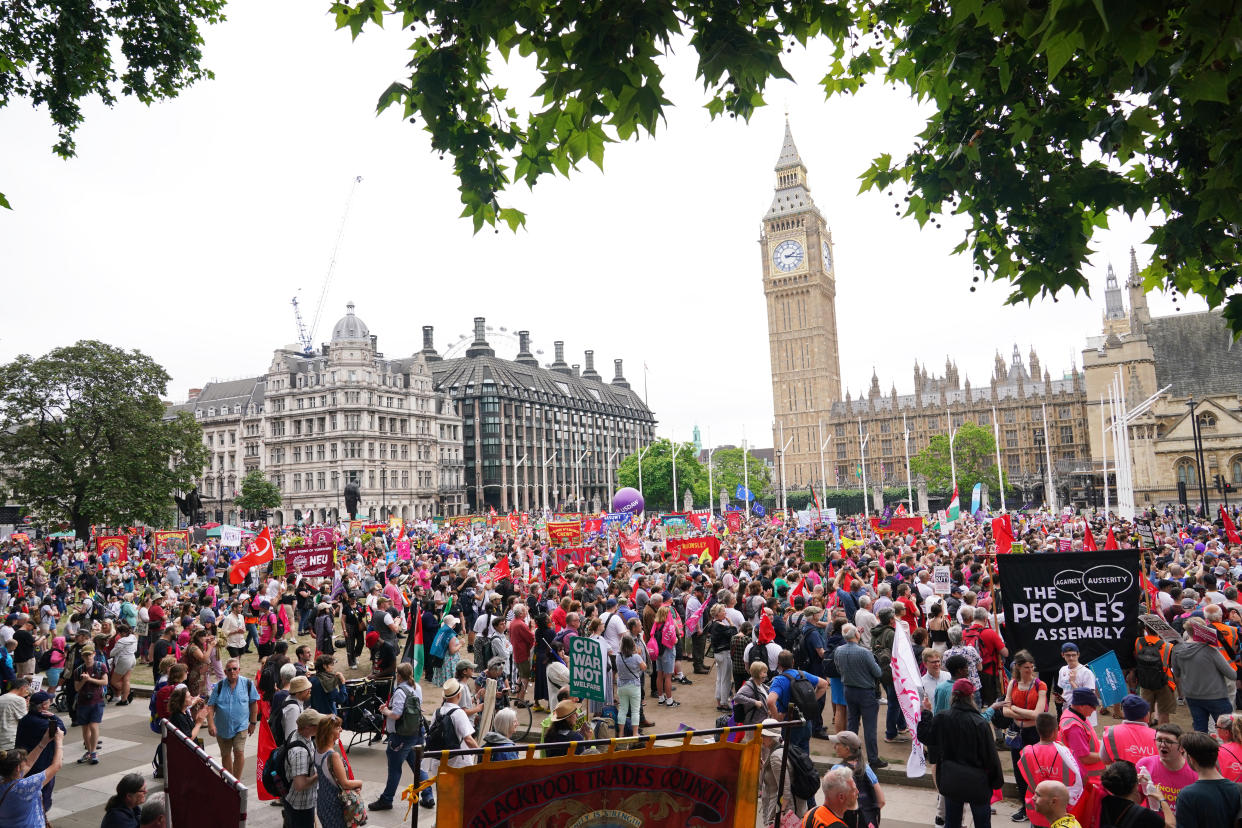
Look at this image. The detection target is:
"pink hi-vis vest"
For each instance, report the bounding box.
[1101,722,1157,764]
[1058,711,1105,777]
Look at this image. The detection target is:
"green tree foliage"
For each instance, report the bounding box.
[910,421,1003,497]
[333,0,1242,332]
[0,341,208,538]
[702,447,772,509]
[236,469,282,514]
[0,0,226,209]
[615,439,704,512]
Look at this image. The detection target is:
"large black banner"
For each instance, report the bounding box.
[997,550,1142,670]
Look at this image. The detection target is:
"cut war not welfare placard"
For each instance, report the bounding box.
[997,550,1141,668]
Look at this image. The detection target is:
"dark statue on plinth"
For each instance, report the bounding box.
[344,482,361,520]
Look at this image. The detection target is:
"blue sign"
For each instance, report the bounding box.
[603,512,631,529]
[1088,650,1127,708]
[386,549,397,564]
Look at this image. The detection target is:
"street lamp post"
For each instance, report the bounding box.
[542,450,558,512]
[818,421,832,514]
[380,460,387,522]
[903,414,913,515]
[777,420,792,512]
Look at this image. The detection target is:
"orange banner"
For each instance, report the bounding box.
[435,737,760,828]
[546,520,582,548]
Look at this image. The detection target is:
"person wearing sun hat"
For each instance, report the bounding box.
[540,698,581,758]
[427,678,477,771]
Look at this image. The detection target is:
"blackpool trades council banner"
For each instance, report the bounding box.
[435,738,760,828]
[997,549,1142,668]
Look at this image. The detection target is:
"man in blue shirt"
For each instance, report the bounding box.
[765,650,828,755]
[206,658,259,781]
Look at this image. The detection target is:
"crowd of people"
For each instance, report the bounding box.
[0,502,1240,828]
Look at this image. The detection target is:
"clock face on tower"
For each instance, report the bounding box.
[822,240,833,270]
[772,239,804,272]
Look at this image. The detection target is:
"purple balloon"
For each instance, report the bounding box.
[612,487,645,516]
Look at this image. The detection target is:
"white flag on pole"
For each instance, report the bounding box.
[891,627,928,778]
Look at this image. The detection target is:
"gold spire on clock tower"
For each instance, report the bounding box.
[761,119,843,489]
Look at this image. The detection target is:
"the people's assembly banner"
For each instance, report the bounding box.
[997,549,1141,668]
[435,737,759,828]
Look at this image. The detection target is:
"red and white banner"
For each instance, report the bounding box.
[284,542,335,577]
[665,536,721,563]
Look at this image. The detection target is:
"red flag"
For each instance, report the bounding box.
[828,561,835,580]
[228,526,274,584]
[486,556,511,585]
[1139,571,1159,609]
[1104,527,1119,550]
[789,577,807,602]
[1222,506,1242,544]
[539,556,547,584]
[992,515,1014,555]
[629,578,642,605]
[1083,524,1098,551]
[872,566,880,593]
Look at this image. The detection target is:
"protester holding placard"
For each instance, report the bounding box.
[1171,618,1237,733]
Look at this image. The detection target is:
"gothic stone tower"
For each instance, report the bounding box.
[762,121,843,490]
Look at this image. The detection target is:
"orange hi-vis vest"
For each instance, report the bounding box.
[1058,709,1105,778]
[1018,742,1081,818]
[1101,721,1157,764]
[1210,622,1238,670]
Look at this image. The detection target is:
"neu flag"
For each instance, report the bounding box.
[947,486,960,522]
[735,484,754,502]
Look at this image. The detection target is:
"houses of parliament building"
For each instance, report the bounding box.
[762,122,1242,511]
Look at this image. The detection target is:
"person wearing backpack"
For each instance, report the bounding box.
[871,608,910,746]
[205,657,259,782]
[369,662,434,812]
[278,708,321,828]
[758,718,806,825]
[1133,621,1176,725]
[765,650,829,809]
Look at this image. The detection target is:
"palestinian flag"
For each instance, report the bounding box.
[403,604,425,680]
[948,486,960,522]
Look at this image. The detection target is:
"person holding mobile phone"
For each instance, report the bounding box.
[13,691,66,815]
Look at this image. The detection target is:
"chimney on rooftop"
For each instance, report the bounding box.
[465,316,495,358]
[420,326,440,361]
[551,340,571,374]
[516,330,539,366]
[582,350,601,381]
[611,360,630,389]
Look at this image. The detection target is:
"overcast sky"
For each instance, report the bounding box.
[0,2,1202,450]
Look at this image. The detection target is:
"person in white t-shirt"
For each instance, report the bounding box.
[919,648,951,702]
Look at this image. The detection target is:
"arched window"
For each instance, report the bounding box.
[1232,456,1242,485]
[1198,413,1217,428]
[1176,459,1198,486]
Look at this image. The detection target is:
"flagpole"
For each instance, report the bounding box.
[778,420,792,513]
[903,414,913,515]
[991,407,1005,513]
[1099,394,1110,517]
[707,439,715,517]
[1041,403,1056,513]
[743,427,751,518]
[949,415,959,498]
[818,420,829,505]
[858,417,870,521]
[670,432,678,512]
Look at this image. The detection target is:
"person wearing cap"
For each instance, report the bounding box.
[72,641,108,765]
[366,629,397,683]
[1016,712,1083,827]
[1058,688,1105,785]
[1134,617,1177,725]
[828,730,884,828]
[1101,695,1157,765]
[916,677,1003,828]
[14,687,66,813]
[757,718,804,824]
[1172,618,1236,733]
[281,708,321,828]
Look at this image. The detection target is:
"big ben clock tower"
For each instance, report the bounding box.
[762,120,842,491]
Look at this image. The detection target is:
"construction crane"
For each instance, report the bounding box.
[291,175,364,355]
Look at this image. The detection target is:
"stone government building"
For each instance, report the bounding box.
[760,123,1241,510]
[760,122,1089,505]
[169,306,655,523]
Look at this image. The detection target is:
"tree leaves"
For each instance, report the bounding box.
[0,341,208,537]
[338,0,1241,334]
